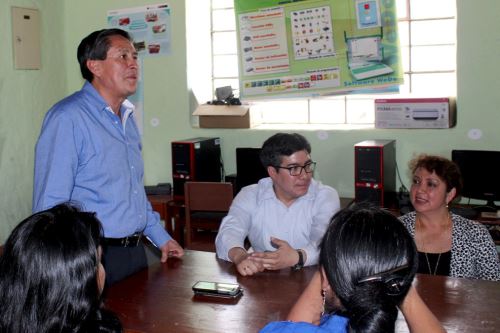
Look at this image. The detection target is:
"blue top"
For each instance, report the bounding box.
[33,82,171,247]
[260,314,349,333]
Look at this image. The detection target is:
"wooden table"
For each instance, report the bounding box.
[105,250,500,333]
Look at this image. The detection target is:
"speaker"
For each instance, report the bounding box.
[354,140,396,207]
[171,137,222,200]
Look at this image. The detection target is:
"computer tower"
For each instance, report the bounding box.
[354,140,396,207]
[171,137,222,199]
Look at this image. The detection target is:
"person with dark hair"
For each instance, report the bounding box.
[216,133,340,275]
[33,28,183,286]
[0,203,122,333]
[260,204,446,333]
[399,154,500,280]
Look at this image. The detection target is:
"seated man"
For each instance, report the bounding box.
[216,133,340,276]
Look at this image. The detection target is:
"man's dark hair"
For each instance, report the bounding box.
[259,133,311,169]
[77,28,133,82]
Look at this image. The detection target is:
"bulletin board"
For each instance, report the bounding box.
[235,0,402,99]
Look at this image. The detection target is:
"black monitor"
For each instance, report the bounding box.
[235,148,268,194]
[451,149,500,211]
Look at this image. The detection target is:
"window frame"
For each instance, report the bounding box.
[209,0,456,128]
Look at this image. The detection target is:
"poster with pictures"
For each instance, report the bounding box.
[291,6,335,60]
[107,3,171,57]
[234,0,402,99]
[355,0,381,29]
[238,7,290,75]
[107,3,171,135]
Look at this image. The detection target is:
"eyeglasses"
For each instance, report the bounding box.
[274,161,316,176]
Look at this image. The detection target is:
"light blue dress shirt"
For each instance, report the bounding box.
[33,82,171,247]
[215,177,340,266]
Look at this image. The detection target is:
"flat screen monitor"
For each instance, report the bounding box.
[451,149,500,210]
[235,148,268,194]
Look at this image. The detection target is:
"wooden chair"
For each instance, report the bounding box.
[183,181,234,251]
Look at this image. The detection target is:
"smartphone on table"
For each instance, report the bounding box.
[192,281,243,298]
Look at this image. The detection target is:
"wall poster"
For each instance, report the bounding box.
[107,3,171,135]
[235,0,402,99]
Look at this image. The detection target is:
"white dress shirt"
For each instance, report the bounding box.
[215,177,340,266]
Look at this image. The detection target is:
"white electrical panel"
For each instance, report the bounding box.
[11,7,41,70]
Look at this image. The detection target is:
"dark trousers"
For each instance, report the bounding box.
[102,243,148,286]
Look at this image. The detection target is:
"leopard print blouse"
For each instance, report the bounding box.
[399,212,500,281]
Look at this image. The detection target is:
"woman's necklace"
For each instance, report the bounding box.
[416,213,451,275]
[424,251,441,275]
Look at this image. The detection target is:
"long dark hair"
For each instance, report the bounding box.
[0,203,122,333]
[320,204,417,333]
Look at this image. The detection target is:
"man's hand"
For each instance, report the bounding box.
[250,237,302,270]
[159,239,184,263]
[229,247,265,276]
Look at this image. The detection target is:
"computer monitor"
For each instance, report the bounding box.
[235,148,268,194]
[451,149,500,211]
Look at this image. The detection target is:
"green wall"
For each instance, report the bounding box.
[0,0,66,242]
[1,0,499,242]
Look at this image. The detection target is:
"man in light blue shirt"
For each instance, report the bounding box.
[216,133,340,276]
[33,28,183,285]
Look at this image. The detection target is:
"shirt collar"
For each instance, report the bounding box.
[121,99,135,119]
[83,81,135,119]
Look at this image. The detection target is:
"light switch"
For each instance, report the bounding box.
[11,7,41,70]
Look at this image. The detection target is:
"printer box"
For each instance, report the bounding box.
[193,104,257,128]
[375,98,456,129]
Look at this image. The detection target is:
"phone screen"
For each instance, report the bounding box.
[192,281,241,296]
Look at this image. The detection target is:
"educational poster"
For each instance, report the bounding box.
[107,3,171,134]
[235,0,402,99]
[355,0,381,29]
[291,6,335,60]
[239,7,290,75]
[107,3,171,56]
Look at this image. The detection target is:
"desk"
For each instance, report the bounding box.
[105,250,500,333]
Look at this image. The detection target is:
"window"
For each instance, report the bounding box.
[210,0,456,127]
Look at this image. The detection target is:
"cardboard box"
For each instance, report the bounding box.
[375,97,456,129]
[193,104,257,128]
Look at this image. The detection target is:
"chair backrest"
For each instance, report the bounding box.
[183,181,234,249]
[184,181,234,212]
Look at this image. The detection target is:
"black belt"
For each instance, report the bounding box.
[102,233,143,247]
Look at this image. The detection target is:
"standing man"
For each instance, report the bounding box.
[216,133,340,276]
[33,29,183,285]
